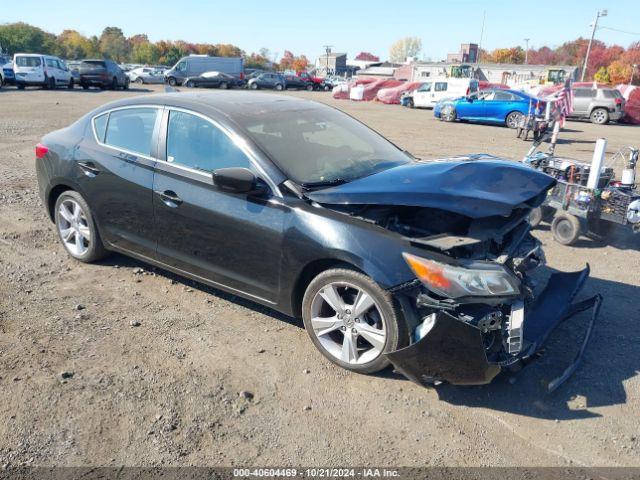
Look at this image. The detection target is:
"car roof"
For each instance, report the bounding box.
[94,91,323,121]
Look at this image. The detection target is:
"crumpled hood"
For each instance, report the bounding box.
[306,159,556,219]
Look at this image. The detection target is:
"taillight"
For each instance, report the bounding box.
[240,72,245,80]
[615,98,623,105]
[35,143,49,159]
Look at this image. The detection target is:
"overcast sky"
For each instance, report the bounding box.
[2,0,639,61]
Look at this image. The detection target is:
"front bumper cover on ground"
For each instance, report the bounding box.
[385,266,601,392]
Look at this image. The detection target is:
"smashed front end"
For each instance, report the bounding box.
[307,159,602,390]
[380,206,601,391]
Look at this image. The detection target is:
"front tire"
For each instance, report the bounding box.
[275,83,283,91]
[506,111,524,129]
[441,104,457,122]
[185,79,195,88]
[551,213,581,245]
[54,191,108,263]
[250,82,258,90]
[302,268,407,374]
[135,77,144,84]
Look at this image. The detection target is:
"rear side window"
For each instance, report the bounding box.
[494,91,517,101]
[15,56,41,67]
[435,82,448,92]
[602,89,621,99]
[93,113,109,143]
[103,108,158,156]
[166,110,250,172]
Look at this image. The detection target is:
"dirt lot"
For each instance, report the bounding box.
[0,84,639,468]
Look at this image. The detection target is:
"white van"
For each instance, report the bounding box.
[14,53,73,90]
[408,78,479,108]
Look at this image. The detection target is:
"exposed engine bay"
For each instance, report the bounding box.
[328,200,599,391]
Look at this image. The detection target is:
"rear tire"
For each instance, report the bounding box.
[219,81,228,89]
[250,82,258,90]
[302,268,408,375]
[306,83,314,91]
[590,108,609,125]
[135,77,144,84]
[67,78,74,89]
[54,190,109,263]
[551,213,581,245]
[185,79,195,88]
[111,77,118,90]
[275,83,283,91]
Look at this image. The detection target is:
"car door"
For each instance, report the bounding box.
[453,92,481,119]
[413,82,432,107]
[73,106,162,258]
[483,90,515,122]
[431,82,449,106]
[56,59,71,84]
[572,89,594,116]
[152,108,285,303]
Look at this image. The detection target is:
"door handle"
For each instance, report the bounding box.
[155,190,183,207]
[77,161,100,177]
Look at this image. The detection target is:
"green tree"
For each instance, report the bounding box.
[0,22,57,54]
[99,26,129,62]
[131,41,160,64]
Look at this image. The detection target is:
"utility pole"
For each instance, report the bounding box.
[477,11,486,65]
[524,38,530,64]
[322,45,333,76]
[581,9,607,81]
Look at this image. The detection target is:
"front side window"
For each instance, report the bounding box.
[103,108,159,156]
[418,83,432,92]
[175,62,186,72]
[166,111,251,172]
[435,82,448,92]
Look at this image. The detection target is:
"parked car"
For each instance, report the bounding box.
[1,61,14,86]
[14,53,74,89]
[434,89,544,128]
[247,73,286,90]
[402,78,479,108]
[127,67,165,84]
[66,61,81,83]
[34,92,599,391]
[184,71,243,89]
[79,59,129,90]
[284,74,314,90]
[296,71,323,90]
[569,86,625,125]
[165,55,244,86]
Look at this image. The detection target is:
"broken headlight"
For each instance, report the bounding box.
[403,253,521,299]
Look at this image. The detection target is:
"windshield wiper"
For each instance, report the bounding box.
[301,178,348,189]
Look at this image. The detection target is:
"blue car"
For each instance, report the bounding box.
[2,63,15,85]
[434,89,544,128]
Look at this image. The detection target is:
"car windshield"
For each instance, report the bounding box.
[82,61,106,69]
[237,106,411,186]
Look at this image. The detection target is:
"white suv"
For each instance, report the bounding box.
[14,53,74,89]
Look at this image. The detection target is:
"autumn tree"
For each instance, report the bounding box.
[355,51,379,61]
[131,41,160,64]
[389,37,422,63]
[56,29,98,59]
[594,66,610,84]
[99,27,129,62]
[607,60,632,85]
[0,22,57,54]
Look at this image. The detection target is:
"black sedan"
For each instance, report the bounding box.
[183,71,241,89]
[34,92,600,389]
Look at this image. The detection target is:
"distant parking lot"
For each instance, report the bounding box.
[0,84,639,467]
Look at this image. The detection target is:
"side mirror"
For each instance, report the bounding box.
[212,167,265,195]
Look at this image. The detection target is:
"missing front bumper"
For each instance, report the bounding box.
[385,266,601,391]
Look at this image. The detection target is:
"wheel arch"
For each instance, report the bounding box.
[45,180,84,222]
[290,258,364,318]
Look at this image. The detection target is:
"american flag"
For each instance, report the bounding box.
[553,78,574,125]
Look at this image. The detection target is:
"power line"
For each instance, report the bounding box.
[598,25,640,36]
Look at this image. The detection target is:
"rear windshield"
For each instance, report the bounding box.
[81,61,106,69]
[15,56,41,67]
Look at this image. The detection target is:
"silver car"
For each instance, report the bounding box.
[570,86,625,125]
[127,67,165,85]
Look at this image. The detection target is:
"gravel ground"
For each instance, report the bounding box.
[0,84,639,468]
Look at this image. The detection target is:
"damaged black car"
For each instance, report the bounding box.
[35,92,601,390]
